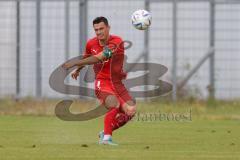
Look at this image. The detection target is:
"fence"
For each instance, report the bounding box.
[0,0,240,100]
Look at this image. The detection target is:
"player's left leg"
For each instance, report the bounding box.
[111,80,137,117]
[110,100,136,132]
[111,83,137,132]
[121,100,137,116]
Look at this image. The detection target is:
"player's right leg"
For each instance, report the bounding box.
[95,79,139,145]
[95,79,120,145]
[99,94,120,145]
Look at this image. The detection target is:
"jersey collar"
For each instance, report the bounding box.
[98,35,112,47]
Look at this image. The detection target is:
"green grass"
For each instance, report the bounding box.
[0,99,240,159]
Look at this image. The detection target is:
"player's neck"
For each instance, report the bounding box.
[99,35,110,46]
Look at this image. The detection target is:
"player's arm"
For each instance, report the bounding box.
[62,47,112,69]
[74,47,112,66]
[70,50,110,80]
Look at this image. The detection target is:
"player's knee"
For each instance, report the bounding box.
[104,95,120,109]
[122,100,136,116]
[126,105,137,116]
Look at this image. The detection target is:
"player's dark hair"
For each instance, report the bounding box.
[93,17,109,26]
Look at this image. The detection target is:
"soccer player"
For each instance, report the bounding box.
[62,17,136,145]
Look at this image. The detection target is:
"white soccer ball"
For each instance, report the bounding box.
[131,9,152,30]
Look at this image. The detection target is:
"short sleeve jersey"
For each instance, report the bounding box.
[83,35,127,81]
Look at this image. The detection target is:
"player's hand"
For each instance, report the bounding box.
[71,70,80,80]
[71,66,84,80]
[62,61,75,69]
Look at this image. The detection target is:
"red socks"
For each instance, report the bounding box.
[112,112,133,131]
[104,107,133,135]
[104,108,119,135]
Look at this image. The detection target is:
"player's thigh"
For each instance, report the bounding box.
[95,80,119,108]
[95,90,119,109]
[114,82,136,109]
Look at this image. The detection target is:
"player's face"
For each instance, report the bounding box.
[93,22,110,41]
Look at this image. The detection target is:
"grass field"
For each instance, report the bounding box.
[0,99,240,159]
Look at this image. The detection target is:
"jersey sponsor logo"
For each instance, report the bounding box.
[91,48,98,54]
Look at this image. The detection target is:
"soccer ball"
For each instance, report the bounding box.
[131,9,152,30]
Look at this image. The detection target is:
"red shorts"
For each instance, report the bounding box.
[95,79,133,107]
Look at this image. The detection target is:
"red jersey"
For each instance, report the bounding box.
[83,35,127,81]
